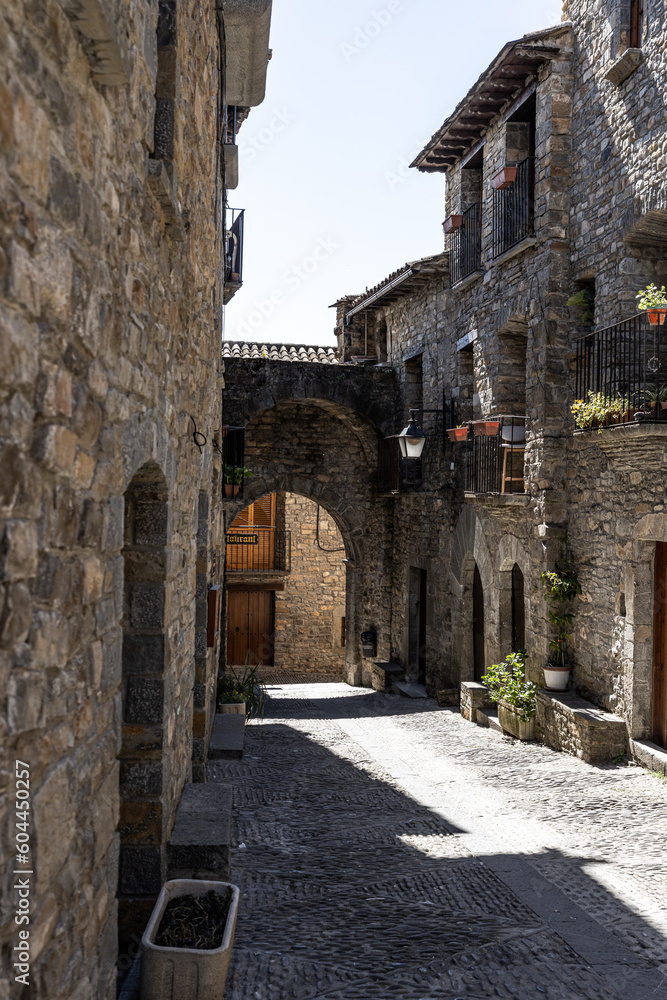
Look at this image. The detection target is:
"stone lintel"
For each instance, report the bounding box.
[603,48,642,87]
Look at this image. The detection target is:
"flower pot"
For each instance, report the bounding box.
[543,665,571,691]
[140,878,240,1000]
[646,308,667,326]
[224,484,240,498]
[473,421,500,437]
[443,214,463,234]
[447,427,469,443]
[218,702,246,715]
[498,701,534,740]
[491,165,517,191]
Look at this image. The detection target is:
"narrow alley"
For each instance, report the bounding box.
[215,683,667,1000]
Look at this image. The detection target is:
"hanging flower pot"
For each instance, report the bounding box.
[491,165,517,191]
[447,426,469,443]
[443,214,463,234]
[646,308,667,326]
[472,420,500,437]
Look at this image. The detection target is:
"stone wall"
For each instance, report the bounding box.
[0,0,234,994]
[273,494,346,674]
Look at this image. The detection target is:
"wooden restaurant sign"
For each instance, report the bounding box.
[226,532,258,545]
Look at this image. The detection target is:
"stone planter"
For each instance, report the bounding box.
[543,665,571,691]
[472,420,500,437]
[218,702,246,716]
[140,878,240,1000]
[498,701,534,740]
[447,427,468,443]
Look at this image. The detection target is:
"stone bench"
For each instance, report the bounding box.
[166,782,233,881]
[209,712,245,760]
[535,689,627,764]
[460,681,494,722]
[370,661,404,692]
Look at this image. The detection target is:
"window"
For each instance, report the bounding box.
[493,94,535,258]
[405,354,423,411]
[449,147,483,284]
[630,0,643,48]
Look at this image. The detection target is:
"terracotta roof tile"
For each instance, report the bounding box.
[221,341,340,364]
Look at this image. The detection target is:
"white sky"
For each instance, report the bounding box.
[224,0,563,347]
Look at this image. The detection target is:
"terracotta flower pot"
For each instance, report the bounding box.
[224,484,240,498]
[443,214,463,234]
[543,665,571,691]
[447,427,469,443]
[491,165,517,191]
[646,308,667,326]
[473,421,500,437]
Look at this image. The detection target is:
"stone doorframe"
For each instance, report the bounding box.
[626,514,667,738]
[451,506,494,683]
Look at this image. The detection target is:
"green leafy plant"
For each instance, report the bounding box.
[222,464,254,485]
[567,286,595,325]
[217,661,266,719]
[541,565,582,668]
[482,651,536,722]
[642,383,667,407]
[571,391,629,433]
[636,283,667,310]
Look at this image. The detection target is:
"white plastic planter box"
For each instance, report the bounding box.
[140,879,240,1000]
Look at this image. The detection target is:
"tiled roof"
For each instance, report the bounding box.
[344,253,449,318]
[221,341,341,364]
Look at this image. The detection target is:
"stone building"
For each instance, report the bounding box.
[0,0,272,996]
[222,0,667,770]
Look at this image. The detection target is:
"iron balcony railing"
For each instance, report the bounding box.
[575,313,667,427]
[224,208,244,302]
[463,415,527,495]
[377,436,422,494]
[226,527,291,573]
[492,156,534,258]
[448,202,481,285]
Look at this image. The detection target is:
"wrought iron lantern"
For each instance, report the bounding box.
[397,410,426,459]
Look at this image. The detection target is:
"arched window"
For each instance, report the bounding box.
[511,563,525,652]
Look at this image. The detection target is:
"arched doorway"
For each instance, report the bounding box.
[511,563,525,652]
[473,564,485,681]
[118,463,168,967]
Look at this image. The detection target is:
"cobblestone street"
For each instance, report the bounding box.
[212,683,667,1000]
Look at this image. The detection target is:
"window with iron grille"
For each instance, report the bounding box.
[222,426,247,498]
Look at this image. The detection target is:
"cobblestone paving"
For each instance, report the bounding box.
[210,684,667,1000]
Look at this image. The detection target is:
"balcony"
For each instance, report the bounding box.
[448,203,481,285]
[226,527,291,573]
[463,415,527,495]
[575,314,667,431]
[224,208,245,304]
[377,436,422,494]
[492,156,534,259]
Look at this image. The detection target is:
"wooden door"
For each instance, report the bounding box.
[473,564,485,682]
[227,590,275,666]
[408,567,427,683]
[653,542,667,748]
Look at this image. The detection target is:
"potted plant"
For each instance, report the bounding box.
[637,283,667,325]
[491,165,517,190]
[571,391,630,432]
[223,463,253,497]
[642,383,667,412]
[540,565,582,691]
[140,879,240,1000]
[481,651,536,740]
[566,286,595,327]
[472,420,500,437]
[447,425,469,443]
[217,662,266,719]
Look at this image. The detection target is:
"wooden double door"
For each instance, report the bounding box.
[653,542,667,748]
[227,590,275,667]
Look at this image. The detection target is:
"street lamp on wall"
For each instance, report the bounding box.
[397,410,427,460]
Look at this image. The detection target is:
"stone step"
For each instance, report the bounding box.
[167,782,233,882]
[476,706,503,734]
[209,711,245,760]
[393,681,428,699]
[371,661,404,692]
